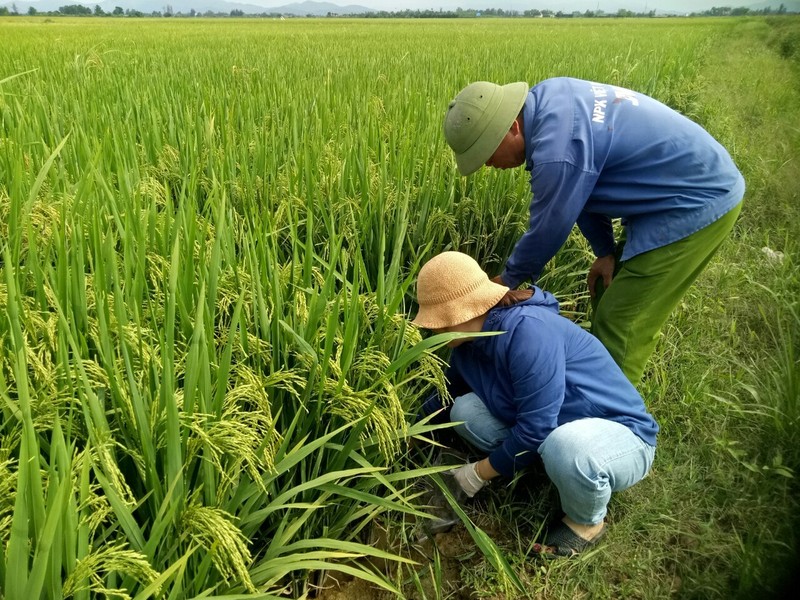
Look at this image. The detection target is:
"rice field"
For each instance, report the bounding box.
[2,14,795,599]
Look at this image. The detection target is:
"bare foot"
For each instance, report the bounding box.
[561,516,605,540]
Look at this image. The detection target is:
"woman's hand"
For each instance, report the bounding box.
[452,462,487,497]
[452,459,499,497]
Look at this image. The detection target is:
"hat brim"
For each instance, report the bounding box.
[455,82,528,176]
[411,281,509,329]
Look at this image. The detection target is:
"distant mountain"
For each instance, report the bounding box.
[264,1,375,14]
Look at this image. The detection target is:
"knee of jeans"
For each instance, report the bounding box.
[539,426,603,488]
[449,393,479,424]
[540,423,579,455]
[450,394,509,452]
[454,421,504,453]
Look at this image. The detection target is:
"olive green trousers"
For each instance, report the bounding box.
[591,202,743,386]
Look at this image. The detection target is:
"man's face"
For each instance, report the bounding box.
[485,119,526,170]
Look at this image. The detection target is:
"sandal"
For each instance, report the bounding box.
[534,522,607,558]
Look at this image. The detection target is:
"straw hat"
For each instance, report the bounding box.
[412,252,509,329]
[443,81,528,176]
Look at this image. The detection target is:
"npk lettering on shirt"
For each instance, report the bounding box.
[590,83,641,124]
[590,83,608,124]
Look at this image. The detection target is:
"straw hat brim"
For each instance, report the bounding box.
[411,280,509,329]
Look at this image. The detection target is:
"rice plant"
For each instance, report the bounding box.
[0,15,733,598]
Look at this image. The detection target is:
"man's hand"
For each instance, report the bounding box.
[451,462,488,498]
[588,254,615,299]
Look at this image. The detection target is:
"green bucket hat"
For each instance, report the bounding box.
[443,81,528,176]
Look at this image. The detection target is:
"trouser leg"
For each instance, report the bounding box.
[538,418,655,525]
[592,203,742,385]
[449,392,510,453]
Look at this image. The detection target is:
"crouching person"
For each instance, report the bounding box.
[412,251,658,557]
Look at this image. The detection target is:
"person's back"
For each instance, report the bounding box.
[451,289,658,453]
[525,77,745,260]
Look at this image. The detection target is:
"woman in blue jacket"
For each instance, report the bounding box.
[443,77,744,385]
[413,251,658,557]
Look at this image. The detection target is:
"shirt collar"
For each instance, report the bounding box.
[482,306,505,332]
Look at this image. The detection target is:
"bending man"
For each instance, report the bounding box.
[443,77,745,384]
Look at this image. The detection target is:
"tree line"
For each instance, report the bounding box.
[0,4,794,18]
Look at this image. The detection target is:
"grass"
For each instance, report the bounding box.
[1,14,799,600]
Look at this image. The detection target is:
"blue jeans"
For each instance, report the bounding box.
[450,392,655,525]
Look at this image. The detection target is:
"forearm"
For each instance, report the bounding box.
[503,227,567,288]
[505,176,597,287]
[476,457,500,481]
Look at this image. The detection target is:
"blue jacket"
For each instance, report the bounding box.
[501,77,745,289]
[449,288,659,476]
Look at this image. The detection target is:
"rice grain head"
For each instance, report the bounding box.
[63,542,160,600]
[181,502,256,593]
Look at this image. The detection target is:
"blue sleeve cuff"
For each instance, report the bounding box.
[576,211,615,257]
[488,438,540,476]
[500,269,522,290]
[592,240,616,258]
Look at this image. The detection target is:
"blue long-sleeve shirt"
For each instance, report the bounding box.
[449,288,659,476]
[501,77,745,289]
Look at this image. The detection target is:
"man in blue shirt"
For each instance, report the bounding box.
[444,78,744,384]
